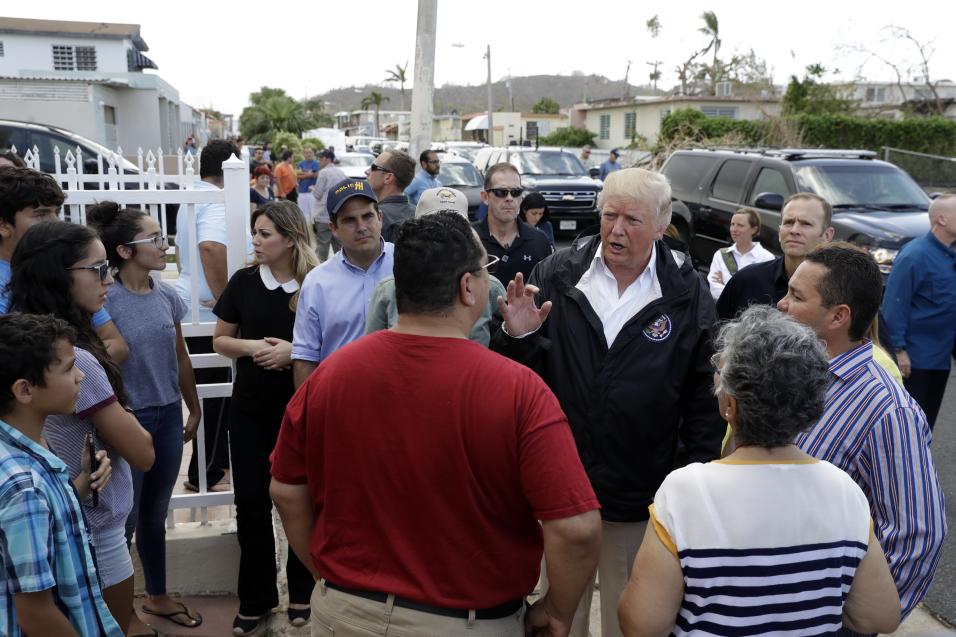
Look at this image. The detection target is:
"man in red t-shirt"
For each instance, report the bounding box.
[271,212,601,637]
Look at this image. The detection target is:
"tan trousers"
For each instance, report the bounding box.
[310,579,526,637]
[540,520,647,637]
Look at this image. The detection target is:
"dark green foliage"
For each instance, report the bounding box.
[538,127,597,147]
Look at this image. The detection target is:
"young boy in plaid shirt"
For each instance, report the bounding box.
[0,313,121,636]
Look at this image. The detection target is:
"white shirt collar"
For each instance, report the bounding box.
[259,265,299,293]
[593,242,657,289]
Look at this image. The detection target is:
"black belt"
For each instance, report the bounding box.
[324,581,524,620]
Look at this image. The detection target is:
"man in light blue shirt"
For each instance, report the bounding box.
[293,178,394,387]
[598,149,621,181]
[404,150,442,205]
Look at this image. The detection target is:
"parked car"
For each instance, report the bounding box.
[335,151,374,179]
[660,148,931,273]
[436,153,484,218]
[442,141,486,163]
[476,147,603,235]
[0,119,181,235]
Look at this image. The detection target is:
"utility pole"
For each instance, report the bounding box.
[485,45,493,145]
[507,68,514,112]
[647,60,662,92]
[409,0,437,160]
[623,60,632,98]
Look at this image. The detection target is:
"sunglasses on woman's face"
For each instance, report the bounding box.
[66,260,111,281]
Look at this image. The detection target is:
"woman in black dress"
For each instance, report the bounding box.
[212,200,318,635]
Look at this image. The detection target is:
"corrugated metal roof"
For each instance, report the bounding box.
[0,75,129,86]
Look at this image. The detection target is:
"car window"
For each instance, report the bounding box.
[710,159,751,202]
[440,162,483,188]
[337,155,372,168]
[749,167,791,203]
[793,164,930,208]
[663,154,717,194]
[0,125,27,152]
[30,131,84,173]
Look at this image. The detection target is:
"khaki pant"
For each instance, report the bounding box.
[310,579,526,637]
[540,520,647,637]
[313,222,340,263]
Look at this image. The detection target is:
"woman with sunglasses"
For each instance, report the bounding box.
[212,200,318,635]
[9,221,155,634]
[88,202,204,629]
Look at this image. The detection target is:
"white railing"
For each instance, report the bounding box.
[17,143,250,524]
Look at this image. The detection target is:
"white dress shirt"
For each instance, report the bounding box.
[575,243,662,348]
[707,242,775,300]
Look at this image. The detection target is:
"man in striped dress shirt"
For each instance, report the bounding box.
[778,243,946,635]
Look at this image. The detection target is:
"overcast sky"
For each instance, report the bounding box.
[9,1,956,116]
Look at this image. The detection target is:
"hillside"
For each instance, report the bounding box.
[316,73,660,114]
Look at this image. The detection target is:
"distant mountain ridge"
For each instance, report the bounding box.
[316,73,660,114]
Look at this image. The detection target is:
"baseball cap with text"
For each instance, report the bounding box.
[327,178,378,218]
[415,187,469,219]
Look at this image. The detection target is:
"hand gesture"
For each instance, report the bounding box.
[524,598,571,637]
[252,337,293,371]
[710,270,724,284]
[498,272,552,337]
[184,409,201,443]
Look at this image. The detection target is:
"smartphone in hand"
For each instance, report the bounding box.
[88,434,99,507]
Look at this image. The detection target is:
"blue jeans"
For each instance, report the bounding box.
[124,401,184,595]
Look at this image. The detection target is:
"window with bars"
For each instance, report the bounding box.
[700,106,737,119]
[599,114,610,140]
[51,45,97,71]
[0,42,5,57]
[52,45,74,70]
[624,112,636,139]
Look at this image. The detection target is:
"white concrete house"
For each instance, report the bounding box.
[0,17,193,151]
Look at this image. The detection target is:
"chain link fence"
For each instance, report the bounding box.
[883,147,956,194]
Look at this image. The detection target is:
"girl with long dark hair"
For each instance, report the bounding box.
[88,202,203,629]
[9,221,155,634]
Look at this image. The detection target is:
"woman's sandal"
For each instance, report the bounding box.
[141,602,203,628]
[232,612,270,636]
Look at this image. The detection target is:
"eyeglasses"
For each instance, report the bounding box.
[425,159,441,165]
[66,260,111,281]
[124,235,169,250]
[368,163,392,174]
[710,353,722,373]
[481,254,501,272]
[487,188,524,199]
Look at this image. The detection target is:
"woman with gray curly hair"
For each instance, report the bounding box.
[618,305,901,637]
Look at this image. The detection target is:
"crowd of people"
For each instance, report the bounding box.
[0,138,954,637]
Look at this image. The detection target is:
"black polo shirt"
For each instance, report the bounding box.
[715,256,788,321]
[472,218,553,286]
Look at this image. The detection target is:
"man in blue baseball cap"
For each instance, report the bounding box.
[291,178,394,387]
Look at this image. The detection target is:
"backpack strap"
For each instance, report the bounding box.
[720,247,738,275]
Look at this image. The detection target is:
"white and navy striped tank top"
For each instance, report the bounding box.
[650,458,871,636]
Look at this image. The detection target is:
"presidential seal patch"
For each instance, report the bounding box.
[643,314,672,343]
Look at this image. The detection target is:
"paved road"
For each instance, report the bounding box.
[922,367,956,625]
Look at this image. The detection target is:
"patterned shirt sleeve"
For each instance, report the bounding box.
[862,406,946,619]
[74,348,118,419]
[0,474,56,594]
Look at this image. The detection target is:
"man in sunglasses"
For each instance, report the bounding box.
[472,163,552,287]
[0,166,129,364]
[365,150,416,243]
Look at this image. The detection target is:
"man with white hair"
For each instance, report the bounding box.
[883,193,956,429]
[492,168,724,637]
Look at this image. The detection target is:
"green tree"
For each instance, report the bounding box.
[301,97,334,128]
[531,97,561,114]
[782,64,857,116]
[239,87,314,141]
[384,62,409,111]
[361,91,390,137]
[538,127,596,147]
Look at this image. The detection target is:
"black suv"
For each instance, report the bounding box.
[660,148,931,274]
[478,147,603,235]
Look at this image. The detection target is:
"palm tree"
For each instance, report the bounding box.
[361,91,390,137]
[699,11,721,94]
[384,62,408,111]
[240,94,311,140]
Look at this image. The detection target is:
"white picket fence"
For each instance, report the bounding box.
[16,143,252,524]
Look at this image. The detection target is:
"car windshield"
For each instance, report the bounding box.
[448,147,480,162]
[511,152,587,176]
[337,155,372,168]
[439,162,483,187]
[793,164,929,209]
